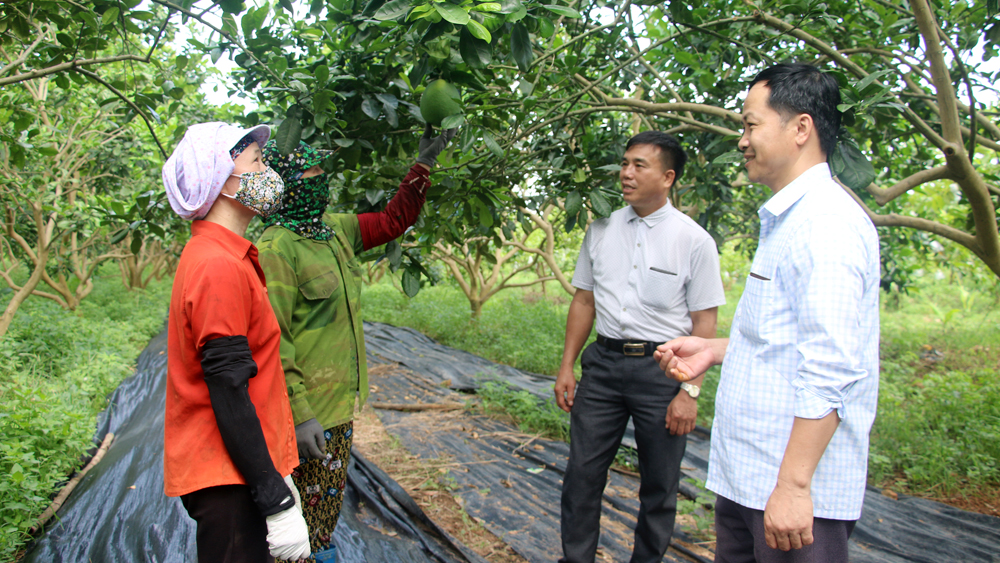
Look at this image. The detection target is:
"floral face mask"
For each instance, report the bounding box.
[223,167,285,217]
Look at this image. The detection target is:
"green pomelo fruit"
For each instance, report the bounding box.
[420,79,462,126]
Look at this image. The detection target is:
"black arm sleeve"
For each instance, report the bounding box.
[201,335,294,516]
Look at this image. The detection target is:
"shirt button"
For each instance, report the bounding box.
[622,307,627,311]
[637,243,641,247]
[633,265,637,269]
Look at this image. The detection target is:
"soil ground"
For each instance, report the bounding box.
[353,399,529,563]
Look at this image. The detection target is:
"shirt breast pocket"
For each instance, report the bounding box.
[640,268,683,310]
[298,271,341,301]
[737,274,774,342]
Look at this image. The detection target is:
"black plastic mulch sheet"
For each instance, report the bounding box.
[20,321,1000,563]
[362,321,1000,563]
[22,329,486,563]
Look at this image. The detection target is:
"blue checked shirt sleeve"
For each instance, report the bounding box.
[784,216,873,420]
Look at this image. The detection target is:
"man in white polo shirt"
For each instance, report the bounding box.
[555,131,726,563]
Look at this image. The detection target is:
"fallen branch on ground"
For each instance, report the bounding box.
[371,402,466,412]
[31,432,115,534]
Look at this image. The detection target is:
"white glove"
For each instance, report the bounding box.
[265,475,310,561]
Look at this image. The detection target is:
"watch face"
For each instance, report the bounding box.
[681,383,700,398]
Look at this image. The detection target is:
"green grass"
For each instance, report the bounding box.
[0,270,171,560]
[868,282,1000,500]
[363,276,1000,507]
[363,283,578,375]
[478,381,570,442]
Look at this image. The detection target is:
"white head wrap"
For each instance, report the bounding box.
[161,122,271,220]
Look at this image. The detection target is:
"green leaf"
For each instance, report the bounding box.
[10,464,24,484]
[441,114,466,128]
[466,19,493,43]
[507,3,527,21]
[565,191,583,216]
[830,138,876,191]
[674,51,696,66]
[361,97,380,119]
[854,69,893,94]
[375,93,398,109]
[275,116,303,155]
[564,210,577,232]
[573,168,587,183]
[102,7,120,26]
[401,268,421,297]
[130,230,143,255]
[109,228,129,245]
[472,3,502,12]
[315,65,330,85]
[510,22,533,71]
[712,151,744,165]
[482,132,504,157]
[386,239,403,269]
[538,17,555,38]
[590,189,612,217]
[478,202,494,227]
[373,0,410,20]
[436,3,470,25]
[217,0,245,14]
[366,187,386,205]
[542,4,582,18]
[497,0,525,14]
[383,102,399,127]
[460,27,493,68]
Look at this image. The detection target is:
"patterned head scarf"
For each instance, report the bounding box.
[162,122,270,220]
[261,141,336,240]
[229,134,255,160]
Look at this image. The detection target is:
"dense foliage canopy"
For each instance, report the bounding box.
[2,0,999,319]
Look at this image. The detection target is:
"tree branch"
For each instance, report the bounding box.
[0,54,151,87]
[0,22,48,76]
[150,0,290,91]
[865,165,952,206]
[72,68,167,159]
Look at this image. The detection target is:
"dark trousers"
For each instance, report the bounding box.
[714,495,856,563]
[181,484,273,563]
[560,342,687,563]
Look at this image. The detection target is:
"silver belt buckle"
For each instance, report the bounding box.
[623,342,645,356]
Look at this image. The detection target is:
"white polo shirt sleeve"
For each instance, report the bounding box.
[686,234,726,313]
[571,223,596,292]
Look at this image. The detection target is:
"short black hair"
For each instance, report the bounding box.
[748,63,841,157]
[625,131,687,182]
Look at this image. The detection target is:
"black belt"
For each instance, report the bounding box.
[596,335,663,357]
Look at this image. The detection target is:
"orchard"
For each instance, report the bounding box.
[2,0,999,329]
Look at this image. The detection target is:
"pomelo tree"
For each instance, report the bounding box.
[161,0,999,286]
[0,2,234,338]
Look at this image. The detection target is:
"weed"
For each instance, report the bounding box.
[365,273,1000,511]
[477,381,570,442]
[676,478,715,541]
[0,271,171,559]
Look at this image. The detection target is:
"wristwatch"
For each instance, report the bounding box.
[680,382,701,399]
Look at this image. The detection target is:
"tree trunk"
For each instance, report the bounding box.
[470,299,484,319]
[0,246,49,340]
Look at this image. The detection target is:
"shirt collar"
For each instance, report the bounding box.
[626,199,672,228]
[191,220,254,259]
[760,162,831,218]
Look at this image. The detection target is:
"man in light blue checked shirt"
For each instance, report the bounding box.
[655,64,880,563]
